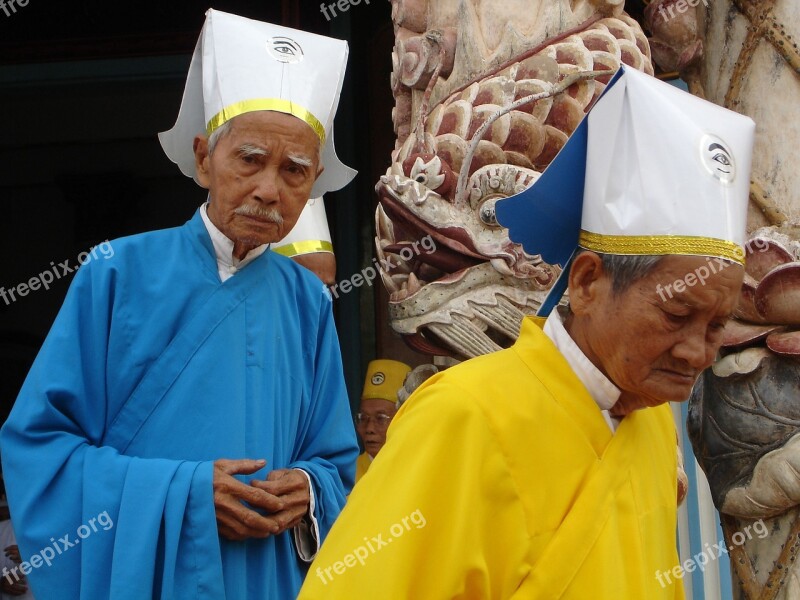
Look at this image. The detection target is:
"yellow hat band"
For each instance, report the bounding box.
[272,240,333,258]
[206,98,326,144]
[578,230,745,266]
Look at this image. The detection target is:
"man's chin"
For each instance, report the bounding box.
[234,232,279,248]
[233,220,283,244]
[364,443,383,455]
[612,386,690,416]
[638,383,696,407]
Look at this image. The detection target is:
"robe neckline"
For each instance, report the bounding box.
[513,316,615,457]
[182,208,273,287]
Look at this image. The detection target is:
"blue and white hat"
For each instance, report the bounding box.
[496,66,755,314]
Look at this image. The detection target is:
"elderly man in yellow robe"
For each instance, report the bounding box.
[298,67,755,599]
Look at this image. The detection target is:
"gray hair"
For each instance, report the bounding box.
[600,253,663,294]
[208,119,234,156]
[207,115,322,162]
[576,250,663,295]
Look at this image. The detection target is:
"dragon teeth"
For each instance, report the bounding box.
[380,269,399,293]
[391,274,409,288]
[390,289,409,302]
[392,259,411,274]
[407,273,422,294]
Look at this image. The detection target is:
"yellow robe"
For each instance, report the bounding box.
[355,451,371,483]
[299,317,685,599]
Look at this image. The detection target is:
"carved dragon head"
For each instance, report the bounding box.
[378,10,654,359]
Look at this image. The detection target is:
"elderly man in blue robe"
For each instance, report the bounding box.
[0,10,359,600]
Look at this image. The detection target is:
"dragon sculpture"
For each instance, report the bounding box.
[376,0,654,359]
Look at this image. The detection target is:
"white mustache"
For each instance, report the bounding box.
[234,204,284,226]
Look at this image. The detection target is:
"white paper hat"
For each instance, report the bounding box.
[496,66,755,315]
[273,197,333,257]
[158,9,357,198]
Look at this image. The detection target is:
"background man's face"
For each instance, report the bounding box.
[577,255,743,411]
[356,398,398,458]
[292,253,337,287]
[195,111,321,249]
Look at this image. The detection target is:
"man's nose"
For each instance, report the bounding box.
[252,169,280,203]
[672,327,715,370]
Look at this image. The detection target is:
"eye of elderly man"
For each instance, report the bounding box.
[564,251,744,417]
[193,111,324,260]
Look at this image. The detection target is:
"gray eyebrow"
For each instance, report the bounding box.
[237,144,268,157]
[288,153,313,167]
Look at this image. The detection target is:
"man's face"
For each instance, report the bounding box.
[292,253,337,287]
[194,111,322,252]
[356,399,398,458]
[569,254,744,414]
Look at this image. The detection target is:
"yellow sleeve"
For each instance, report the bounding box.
[298,379,530,599]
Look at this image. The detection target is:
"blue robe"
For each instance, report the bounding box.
[0,210,358,600]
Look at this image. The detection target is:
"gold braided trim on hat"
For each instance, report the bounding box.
[272,240,333,258]
[578,230,745,265]
[206,99,326,144]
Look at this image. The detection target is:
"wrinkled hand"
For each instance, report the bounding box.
[213,459,287,541]
[3,544,21,564]
[0,572,28,596]
[249,469,311,536]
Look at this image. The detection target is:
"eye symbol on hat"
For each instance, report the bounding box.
[699,134,736,184]
[371,373,386,386]
[267,37,304,64]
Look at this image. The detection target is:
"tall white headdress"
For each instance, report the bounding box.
[159,9,357,198]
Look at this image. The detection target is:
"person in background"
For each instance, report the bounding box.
[274,197,338,286]
[355,360,411,483]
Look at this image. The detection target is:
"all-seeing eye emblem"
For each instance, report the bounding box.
[266,37,304,64]
[699,134,736,184]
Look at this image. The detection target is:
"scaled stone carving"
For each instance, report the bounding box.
[378,0,653,359]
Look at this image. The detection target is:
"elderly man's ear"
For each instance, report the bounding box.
[193,135,212,189]
[567,252,607,316]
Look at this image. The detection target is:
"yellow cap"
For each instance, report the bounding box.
[361,359,412,403]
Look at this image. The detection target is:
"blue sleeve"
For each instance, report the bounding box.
[0,259,225,600]
[288,288,358,546]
